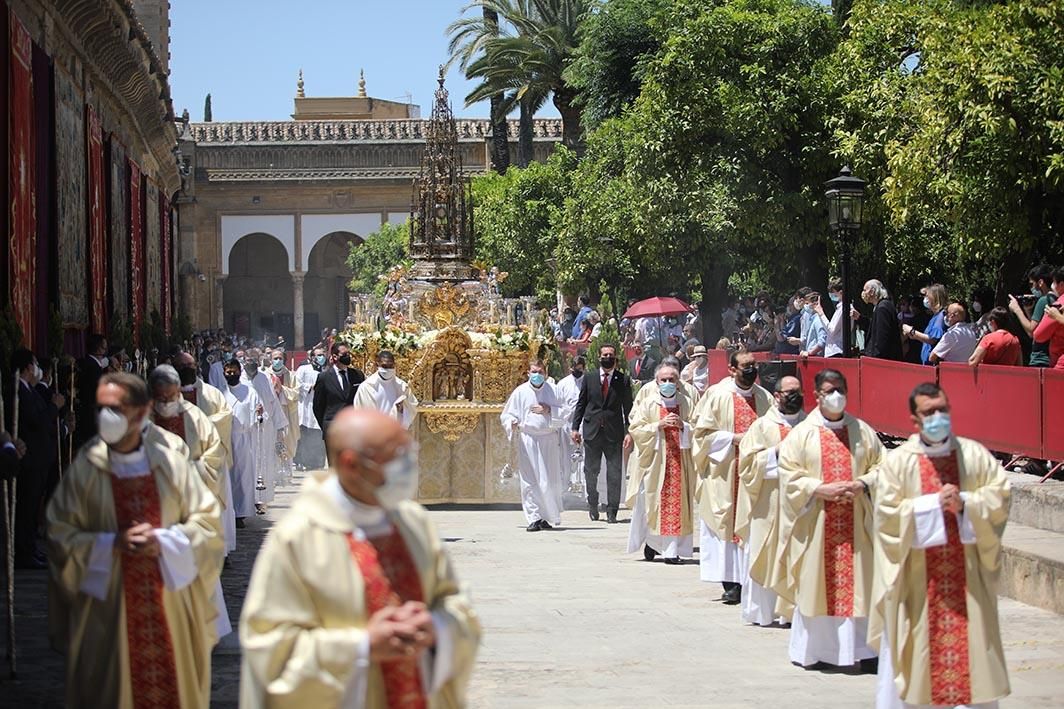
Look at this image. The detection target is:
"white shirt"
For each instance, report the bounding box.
[931,322,980,363]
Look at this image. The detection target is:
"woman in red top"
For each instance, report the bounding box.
[969,307,1023,367]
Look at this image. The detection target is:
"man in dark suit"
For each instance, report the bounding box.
[571,343,633,523]
[73,333,108,448]
[10,348,63,568]
[860,278,903,360]
[313,342,365,463]
[627,342,658,384]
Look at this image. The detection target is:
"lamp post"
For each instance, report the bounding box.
[824,167,866,357]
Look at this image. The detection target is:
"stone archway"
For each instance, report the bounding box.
[223,232,294,344]
[304,231,363,345]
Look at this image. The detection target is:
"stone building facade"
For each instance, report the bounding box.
[176,81,562,349]
[2,0,180,355]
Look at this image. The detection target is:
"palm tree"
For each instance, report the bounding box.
[447,0,591,161]
[446,6,511,173]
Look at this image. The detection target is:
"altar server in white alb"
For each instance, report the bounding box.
[554,356,586,490]
[501,360,565,532]
[776,368,883,670]
[692,350,773,605]
[353,350,419,429]
[871,382,1010,709]
[293,348,326,470]
[221,359,274,527]
[625,362,698,564]
[239,348,289,509]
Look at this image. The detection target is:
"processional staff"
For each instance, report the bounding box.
[3,370,19,677]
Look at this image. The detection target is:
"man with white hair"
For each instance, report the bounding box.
[861,279,903,360]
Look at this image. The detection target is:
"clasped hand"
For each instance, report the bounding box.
[658,413,681,430]
[939,483,963,515]
[117,522,160,557]
[815,480,863,503]
[367,601,436,662]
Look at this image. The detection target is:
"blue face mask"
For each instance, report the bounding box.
[829,293,840,303]
[529,373,546,388]
[922,411,951,444]
[922,297,931,309]
[222,351,233,362]
[658,381,677,398]
[271,360,284,372]
[1032,287,1044,298]
[315,355,327,367]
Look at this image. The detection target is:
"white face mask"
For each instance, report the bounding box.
[820,391,847,416]
[32,363,43,382]
[378,367,395,381]
[98,407,131,445]
[154,399,182,418]
[373,448,419,509]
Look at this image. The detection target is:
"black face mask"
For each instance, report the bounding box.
[224,373,241,387]
[599,356,615,369]
[178,366,198,387]
[572,369,584,379]
[337,353,352,366]
[778,390,804,415]
[737,365,758,387]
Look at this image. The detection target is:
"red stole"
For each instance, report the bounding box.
[818,426,855,617]
[154,414,187,442]
[658,405,683,536]
[181,388,198,407]
[111,474,180,709]
[918,453,971,705]
[347,528,428,709]
[730,394,758,541]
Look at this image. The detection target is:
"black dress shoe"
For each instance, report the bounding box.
[859,658,879,674]
[663,557,682,565]
[538,520,553,530]
[722,585,742,605]
[588,509,600,522]
[236,517,247,529]
[643,544,659,561]
[606,511,618,524]
[526,521,542,532]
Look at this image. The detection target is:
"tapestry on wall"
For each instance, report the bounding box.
[144,177,161,321]
[55,65,88,328]
[108,137,128,323]
[86,105,107,334]
[129,160,144,345]
[160,194,172,333]
[8,11,36,348]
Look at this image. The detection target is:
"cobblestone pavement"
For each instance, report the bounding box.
[3,473,1064,708]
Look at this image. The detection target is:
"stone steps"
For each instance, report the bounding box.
[997,473,1064,614]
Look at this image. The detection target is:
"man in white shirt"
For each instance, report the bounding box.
[930,302,980,364]
[294,348,326,470]
[353,350,419,429]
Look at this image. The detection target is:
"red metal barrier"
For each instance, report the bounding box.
[793,357,863,419]
[1044,368,1064,460]
[859,357,936,438]
[938,362,1044,458]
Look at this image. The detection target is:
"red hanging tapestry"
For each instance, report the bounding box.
[730,394,758,541]
[129,160,144,344]
[160,195,171,333]
[347,529,428,709]
[819,426,855,617]
[8,12,35,349]
[658,405,683,536]
[111,474,180,709]
[917,453,971,705]
[87,105,107,333]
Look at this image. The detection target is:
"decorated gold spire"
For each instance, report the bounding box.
[296,69,305,98]
[358,69,367,98]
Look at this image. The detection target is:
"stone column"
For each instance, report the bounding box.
[292,271,306,349]
[215,274,227,329]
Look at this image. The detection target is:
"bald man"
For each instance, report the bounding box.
[240,409,481,708]
[735,375,806,626]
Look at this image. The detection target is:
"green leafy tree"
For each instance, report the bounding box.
[347,222,411,296]
[472,147,577,302]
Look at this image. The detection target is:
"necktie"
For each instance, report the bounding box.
[601,372,609,400]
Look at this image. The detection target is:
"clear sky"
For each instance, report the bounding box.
[169,0,559,122]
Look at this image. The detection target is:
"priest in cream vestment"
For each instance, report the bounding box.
[692,350,773,604]
[735,375,805,626]
[241,408,480,708]
[871,383,1010,709]
[776,369,883,668]
[625,363,698,563]
[47,373,223,708]
[354,350,419,430]
[269,349,302,474]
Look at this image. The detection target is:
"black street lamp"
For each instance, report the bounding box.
[824,166,866,357]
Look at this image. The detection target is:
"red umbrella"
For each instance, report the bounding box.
[623,296,694,320]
